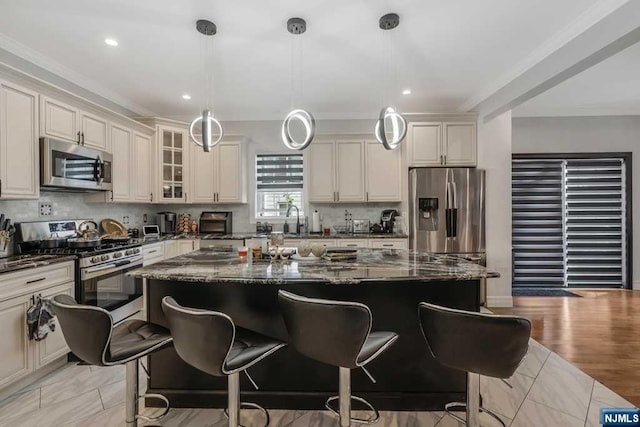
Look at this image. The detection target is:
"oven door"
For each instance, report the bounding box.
[41,137,113,191]
[79,256,143,322]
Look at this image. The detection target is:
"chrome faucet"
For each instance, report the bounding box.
[286,204,301,235]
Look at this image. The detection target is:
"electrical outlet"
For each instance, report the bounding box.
[143,214,148,223]
[39,202,53,217]
[122,216,130,225]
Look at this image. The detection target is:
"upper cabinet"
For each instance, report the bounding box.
[40,97,111,151]
[110,124,132,202]
[157,125,188,203]
[0,81,39,200]
[132,132,153,203]
[307,138,401,203]
[191,138,247,204]
[407,121,476,167]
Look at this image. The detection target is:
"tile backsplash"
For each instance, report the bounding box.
[0,192,403,235]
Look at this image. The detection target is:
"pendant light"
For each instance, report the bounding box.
[375,13,407,150]
[189,19,224,152]
[282,17,315,151]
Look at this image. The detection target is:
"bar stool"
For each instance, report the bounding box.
[51,295,173,427]
[278,290,399,427]
[161,296,286,427]
[418,302,531,427]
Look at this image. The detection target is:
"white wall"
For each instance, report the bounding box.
[478,112,513,307]
[513,115,640,290]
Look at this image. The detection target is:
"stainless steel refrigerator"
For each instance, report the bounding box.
[409,168,485,257]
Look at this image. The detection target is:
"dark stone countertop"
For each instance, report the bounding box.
[128,248,498,284]
[0,254,77,275]
[133,233,408,245]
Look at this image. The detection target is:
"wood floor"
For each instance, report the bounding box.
[493,289,640,406]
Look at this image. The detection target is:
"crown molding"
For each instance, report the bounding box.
[0,33,156,117]
[458,0,630,113]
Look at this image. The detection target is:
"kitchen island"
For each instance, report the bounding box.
[129,248,499,411]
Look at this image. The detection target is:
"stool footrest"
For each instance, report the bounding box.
[325,395,380,425]
[445,401,506,427]
[223,401,270,427]
[137,393,170,422]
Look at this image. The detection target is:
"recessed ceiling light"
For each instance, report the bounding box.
[104,38,118,47]
[182,94,192,100]
[402,89,412,95]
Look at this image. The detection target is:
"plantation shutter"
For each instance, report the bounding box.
[512,160,565,287]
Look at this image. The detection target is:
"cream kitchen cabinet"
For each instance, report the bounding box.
[157,125,189,203]
[177,239,199,255]
[142,242,165,266]
[284,239,336,248]
[191,139,246,204]
[365,140,402,202]
[0,81,39,199]
[336,239,368,248]
[307,139,365,203]
[40,96,110,151]
[369,238,408,249]
[110,124,133,202]
[163,240,179,259]
[407,121,476,167]
[0,261,75,395]
[132,132,153,202]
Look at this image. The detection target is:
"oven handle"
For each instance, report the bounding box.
[82,256,143,279]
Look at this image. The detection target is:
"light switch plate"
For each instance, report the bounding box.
[39,202,53,217]
[122,216,130,225]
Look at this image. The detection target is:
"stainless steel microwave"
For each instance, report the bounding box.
[40,138,113,191]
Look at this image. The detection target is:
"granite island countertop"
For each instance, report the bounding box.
[132,232,408,245]
[128,248,499,284]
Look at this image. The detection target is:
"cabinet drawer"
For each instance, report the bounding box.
[285,239,336,248]
[369,239,408,249]
[143,243,164,258]
[337,239,368,248]
[0,262,75,302]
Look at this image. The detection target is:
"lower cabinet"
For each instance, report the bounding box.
[142,242,165,266]
[0,268,74,393]
[369,239,408,249]
[337,239,369,248]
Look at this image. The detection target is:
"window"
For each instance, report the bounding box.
[255,154,304,219]
[512,155,629,289]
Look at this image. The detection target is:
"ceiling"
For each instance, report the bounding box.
[0,0,604,121]
[514,40,640,117]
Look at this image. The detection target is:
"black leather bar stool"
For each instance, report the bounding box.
[51,295,173,427]
[161,296,286,427]
[278,290,399,427]
[418,303,531,427]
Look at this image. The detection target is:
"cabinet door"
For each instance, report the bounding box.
[80,112,109,151]
[40,97,79,142]
[307,141,335,202]
[0,295,31,389]
[177,240,196,255]
[335,140,365,202]
[163,241,178,259]
[369,239,408,249]
[365,140,402,202]
[36,284,73,368]
[0,82,39,199]
[133,133,152,202]
[337,239,368,248]
[110,124,132,202]
[217,142,245,203]
[444,122,476,166]
[190,145,215,203]
[408,122,442,166]
[158,127,187,203]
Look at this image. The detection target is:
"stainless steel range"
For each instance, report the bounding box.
[16,219,143,323]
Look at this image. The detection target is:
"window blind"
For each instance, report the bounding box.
[256,154,303,190]
[512,160,565,287]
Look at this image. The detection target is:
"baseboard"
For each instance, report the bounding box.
[486,295,513,308]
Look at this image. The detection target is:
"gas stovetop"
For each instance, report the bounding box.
[21,241,142,269]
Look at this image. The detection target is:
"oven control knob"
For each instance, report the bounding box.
[101,255,110,261]
[91,256,101,264]
[125,249,132,256]
[113,252,123,258]
[133,248,141,254]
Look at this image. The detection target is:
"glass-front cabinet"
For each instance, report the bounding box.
[157,125,189,203]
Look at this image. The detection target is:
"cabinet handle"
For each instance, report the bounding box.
[336,191,339,202]
[147,250,158,254]
[0,179,2,197]
[81,132,85,145]
[150,192,153,202]
[382,244,394,247]
[77,131,81,144]
[110,191,114,201]
[26,277,47,285]
[366,191,368,202]
[444,154,447,165]
[440,155,443,165]
[185,192,188,202]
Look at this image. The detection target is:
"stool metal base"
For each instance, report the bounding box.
[224,372,270,427]
[325,367,380,427]
[125,359,170,426]
[443,372,505,427]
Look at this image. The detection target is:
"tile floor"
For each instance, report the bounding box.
[0,339,635,426]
